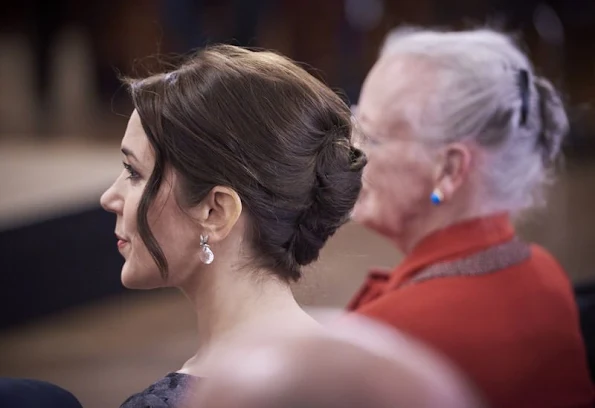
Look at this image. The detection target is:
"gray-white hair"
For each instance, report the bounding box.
[380,27,568,216]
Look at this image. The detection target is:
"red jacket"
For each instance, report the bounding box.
[349,214,594,408]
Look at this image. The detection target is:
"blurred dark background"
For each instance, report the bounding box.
[0,1,594,407]
[2,0,595,147]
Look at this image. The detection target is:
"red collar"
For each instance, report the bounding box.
[388,213,515,289]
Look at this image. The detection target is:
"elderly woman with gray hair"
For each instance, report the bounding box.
[348,27,594,408]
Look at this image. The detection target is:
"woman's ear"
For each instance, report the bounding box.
[188,186,242,243]
[434,142,472,202]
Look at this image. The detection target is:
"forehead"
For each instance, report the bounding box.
[122,110,153,162]
[357,55,436,133]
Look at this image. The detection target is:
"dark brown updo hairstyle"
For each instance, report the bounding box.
[126,45,366,282]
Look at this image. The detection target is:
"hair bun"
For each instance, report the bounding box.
[534,76,568,165]
[285,133,366,267]
[349,145,367,172]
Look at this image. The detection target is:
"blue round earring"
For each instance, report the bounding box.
[430,189,443,205]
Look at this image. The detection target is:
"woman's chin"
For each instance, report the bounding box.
[120,264,163,290]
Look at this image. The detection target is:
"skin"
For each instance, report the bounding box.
[191,313,485,408]
[351,55,481,254]
[100,111,320,377]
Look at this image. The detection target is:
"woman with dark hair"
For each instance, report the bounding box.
[100,44,365,407]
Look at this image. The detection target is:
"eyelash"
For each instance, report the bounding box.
[123,162,140,181]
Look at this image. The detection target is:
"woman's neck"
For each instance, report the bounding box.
[399,195,497,255]
[178,264,320,376]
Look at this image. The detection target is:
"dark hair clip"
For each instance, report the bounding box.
[517,69,530,126]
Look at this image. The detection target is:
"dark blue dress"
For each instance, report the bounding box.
[120,372,198,408]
